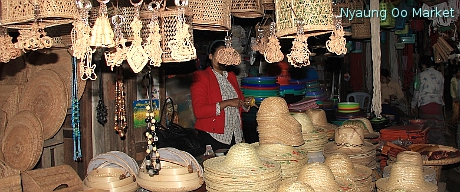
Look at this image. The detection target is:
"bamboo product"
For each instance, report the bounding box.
[2,111,43,171]
[351,17,371,39]
[275,0,334,38]
[188,0,231,31]
[263,0,275,10]
[19,69,68,140]
[22,165,83,192]
[231,0,264,18]
[0,0,77,29]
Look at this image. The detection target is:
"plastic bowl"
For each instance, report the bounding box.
[337,102,360,109]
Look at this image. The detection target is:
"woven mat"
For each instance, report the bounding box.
[19,69,68,140]
[1,111,43,171]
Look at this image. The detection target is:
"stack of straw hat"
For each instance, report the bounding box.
[323,125,378,169]
[203,143,282,192]
[325,153,374,192]
[383,151,437,184]
[376,162,438,192]
[137,148,204,192]
[292,113,328,153]
[84,151,139,191]
[277,178,315,192]
[342,118,380,139]
[306,109,337,139]
[253,143,308,180]
[256,97,304,146]
[297,162,355,191]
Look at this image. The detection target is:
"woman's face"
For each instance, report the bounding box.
[209,46,226,71]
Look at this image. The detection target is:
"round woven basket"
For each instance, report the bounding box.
[2,110,43,171]
[351,18,370,39]
[231,0,264,18]
[26,49,86,107]
[19,69,68,140]
[188,0,231,31]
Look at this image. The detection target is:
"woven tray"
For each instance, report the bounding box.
[0,0,77,29]
[22,165,84,192]
[275,0,334,38]
[19,69,68,140]
[409,144,460,166]
[2,111,43,171]
[0,175,21,192]
[189,0,231,31]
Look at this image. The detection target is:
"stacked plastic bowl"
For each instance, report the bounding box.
[280,81,306,104]
[241,77,279,122]
[335,102,366,121]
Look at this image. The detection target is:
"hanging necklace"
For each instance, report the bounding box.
[96,64,108,126]
[114,68,127,138]
[71,56,83,162]
[144,68,161,176]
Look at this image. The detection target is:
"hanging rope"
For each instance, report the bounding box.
[370,0,382,117]
[72,56,83,162]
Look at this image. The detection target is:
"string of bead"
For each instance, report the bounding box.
[114,68,127,138]
[72,56,83,162]
[144,69,161,176]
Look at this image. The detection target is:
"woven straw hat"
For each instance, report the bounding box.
[376,162,438,192]
[323,124,376,154]
[19,69,68,140]
[292,113,328,152]
[254,143,308,180]
[305,109,337,138]
[297,162,352,191]
[257,97,305,146]
[342,118,379,139]
[324,153,372,181]
[2,110,43,171]
[204,143,282,191]
[277,178,315,192]
[383,151,437,184]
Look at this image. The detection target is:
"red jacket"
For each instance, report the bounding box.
[191,67,244,134]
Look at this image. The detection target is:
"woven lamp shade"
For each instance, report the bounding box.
[188,0,231,31]
[275,0,334,38]
[2,111,43,171]
[19,69,68,140]
[231,0,264,18]
[0,0,78,29]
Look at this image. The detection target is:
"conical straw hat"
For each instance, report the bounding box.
[258,114,304,146]
[324,153,372,181]
[255,143,307,161]
[376,162,438,192]
[343,118,379,139]
[257,97,291,117]
[323,124,376,154]
[395,151,423,166]
[297,162,350,192]
[277,178,315,192]
[305,109,337,137]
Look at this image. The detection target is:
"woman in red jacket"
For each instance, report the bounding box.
[191,40,251,150]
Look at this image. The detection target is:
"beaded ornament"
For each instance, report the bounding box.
[114,68,128,138]
[104,14,128,71]
[71,0,96,80]
[326,16,347,55]
[263,22,284,63]
[71,57,83,162]
[287,20,311,68]
[143,69,161,176]
[168,0,197,62]
[0,27,22,63]
[126,0,150,74]
[143,1,163,67]
[90,0,115,48]
[215,33,241,66]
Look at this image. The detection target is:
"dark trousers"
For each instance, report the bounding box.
[196,130,234,151]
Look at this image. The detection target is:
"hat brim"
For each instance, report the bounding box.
[337,164,373,181]
[376,177,438,192]
[364,132,380,139]
[323,141,376,154]
[203,156,281,177]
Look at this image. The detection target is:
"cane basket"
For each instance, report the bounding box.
[351,17,370,39]
[263,0,275,10]
[275,0,334,38]
[189,0,231,31]
[158,6,195,63]
[232,0,264,18]
[0,0,77,29]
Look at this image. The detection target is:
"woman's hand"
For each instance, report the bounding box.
[220,98,243,108]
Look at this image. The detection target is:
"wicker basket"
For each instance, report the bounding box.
[350,0,365,24]
[263,0,275,10]
[232,0,264,18]
[189,0,231,31]
[334,0,352,27]
[275,0,334,38]
[380,0,396,28]
[0,0,77,29]
[351,17,370,39]
[158,6,195,63]
[121,6,152,41]
[21,165,84,192]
